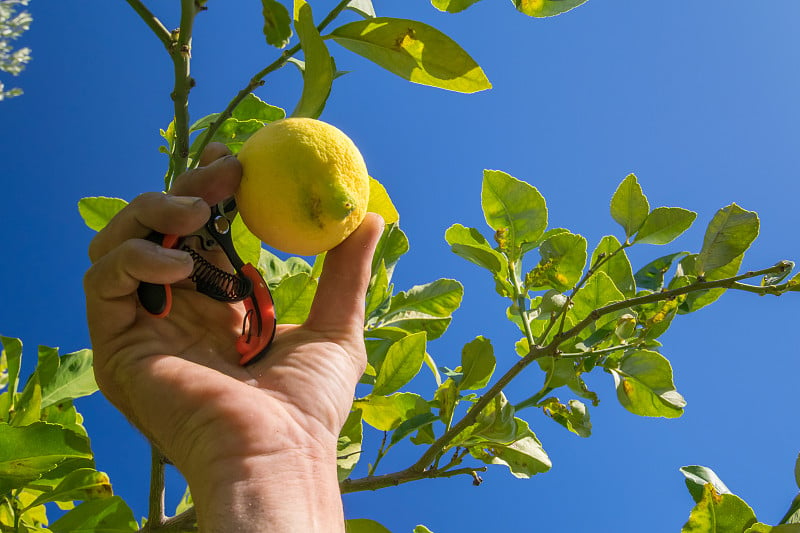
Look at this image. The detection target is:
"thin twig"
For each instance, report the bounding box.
[341,466,487,494]
[124,0,173,50]
[189,0,352,162]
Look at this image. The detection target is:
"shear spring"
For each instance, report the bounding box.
[182,245,253,302]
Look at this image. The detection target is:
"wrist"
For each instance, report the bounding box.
[187,447,344,533]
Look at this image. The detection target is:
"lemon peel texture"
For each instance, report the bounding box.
[236,118,370,256]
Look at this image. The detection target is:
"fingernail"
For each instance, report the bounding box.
[167,195,204,208]
[158,247,192,264]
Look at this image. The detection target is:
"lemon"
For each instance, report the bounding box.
[235,118,370,256]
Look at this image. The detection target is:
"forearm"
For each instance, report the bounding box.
[188,451,344,533]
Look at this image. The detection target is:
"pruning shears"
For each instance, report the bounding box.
[136,197,276,366]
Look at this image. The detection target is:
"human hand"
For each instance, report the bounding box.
[84,144,383,531]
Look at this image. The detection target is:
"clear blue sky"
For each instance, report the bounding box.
[2,1,799,531]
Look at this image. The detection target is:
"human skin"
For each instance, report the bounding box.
[83,143,383,532]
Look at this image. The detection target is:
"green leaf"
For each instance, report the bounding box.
[291,0,334,118]
[232,214,263,268]
[365,260,390,319]
[468,418,550,478]
[469,393,517,444]
[697,203,760,274]
[0,336,22,418]
[634,207,697,245]
[779,494,800,525]
[569,271,625,331]
[433,378,458,427]
[389,411,437,447]
[174,484,193,516]
[0,422,93,496]
[634,251,690,292]
[78,197,128,232]
[681,484,757,533]
[513,0,589,18]
[373,332,427,395]
[459,336,495,390]
[445,224,508,278]
[367,176,399,224]
[190,94,284,133]
[432,0,484,13]
[481,170,548,259]
[347,0,376,18]
[261,0,292,48]
[591,235,636,297]
[540,397,592,437]
[611,349,685,418]
[414,526,435,533]
[371,223,408,281]
[610,174,650,238]
[27,468,112,509]
[258,248,312,285]
[272,272,317,324]
[337,410,363,482]
[763,261,795,286]
[749,524,800,532]
[50,496,138,533]
[680,465,732,504]
[355,392,429,431]
[795,452,800,490]
[39,349,97,409]
[330,18,491,93]
[677,253,744,314]
[536,232,588,291]
[345,519,392,533]
[11,373,41,427]
[379,279,463,340]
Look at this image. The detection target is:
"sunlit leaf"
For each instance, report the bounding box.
[591,235,636,297]
[232,214,262,268]
[50,496,138,533]
[347,0,376,18]
[482,170,548,259]
[434,378,458,427]
[258,249,312,285]
[0,422,93,496]
[467,418,550,478]
[365,260,390,319]
[292,0,334,118]
[697,203,759,275]
[610,174,649,238]
[390,411,437,447]
[11,373,41,427]
[27,468,112,509]
[540,397,591,437]
[459,336,495,390]
[78,197,128,232]
[345,518,392,533]
[371,223,408,281]
[680,465,732,504]
[367,176,399,224]
[337,410,363,482]
[431,0,484,13]
[513,0,589,18]
[378,279,463,340]
[634,251,689,292]
[272,272,317,324]
[677,253,744,314]
[611,350,685,418]
[261,0,292,48]
[536,232,587,291]
[0,336,22,418]
[40,349,97,409]
[331,18,491,93]
[355,392,429,431]
[570,271,625,331]
[634,207,696,245]
[373,332,427,396]
[681,484,757,533]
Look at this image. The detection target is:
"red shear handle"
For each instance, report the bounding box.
[236,264,277,366]
[138,233,181,317]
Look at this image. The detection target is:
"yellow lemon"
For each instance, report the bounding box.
[235,118,370,256]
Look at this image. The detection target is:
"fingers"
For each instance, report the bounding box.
[306,213,385,336]
[89,193,210,262]
[89,148,242,262]
[170,151,242,206]
[84,239,194,343]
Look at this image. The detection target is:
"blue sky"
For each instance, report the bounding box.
[2,1,800,531]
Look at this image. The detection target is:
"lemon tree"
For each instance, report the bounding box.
[3,1,800,533]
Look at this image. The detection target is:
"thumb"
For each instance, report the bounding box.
[305,213,384,337]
